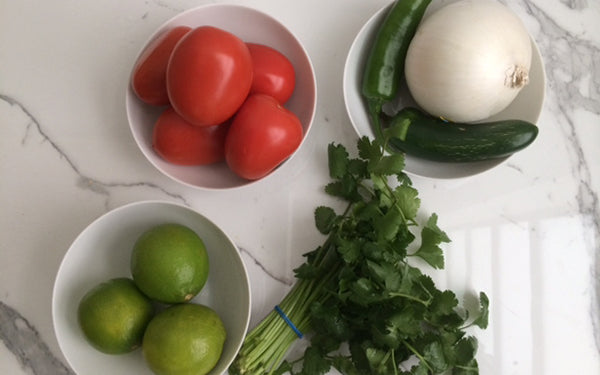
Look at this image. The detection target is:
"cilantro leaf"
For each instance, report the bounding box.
[372,306,424,348]
[371,174,390,205]
[328,143,349,178]
[310,301,351,341]
[364,346,395,375]
[374,206,404,242]
[314,206,337,234]
[453,361,480,375]
[471,292,490,329]
[301,346,331,375]
[336,236,361,263]
[348,158,368,178]
[396,171,413,186]
[452,336,480,374]
[390,225,415,256]
[294,263,318,279]
[349,278,380,305]
[411,213,449,269]
[455,336,478,367]
[398,263,423,295]
[348,341,371,374]
[361,241,388,262]
[331,356,362,375]
[370,154,405,176]
[310,332,343,355]
[424,213,450,242]
[423,340,449,373]
[353,201,381,222]
[393,184,420,221]
[366,260,401,292]
[357,136,383,166]
[430,290,459,316]
[428,290,464,328]
[409,362,431,375]
[324,174,359,201]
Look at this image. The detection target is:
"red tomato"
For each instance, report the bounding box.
[152,107,229,165]
[131,26,191,106]
[247,43,296,104]
[167,26,253,127]
[225,94,303,180]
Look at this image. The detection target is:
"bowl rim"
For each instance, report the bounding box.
[125,3,318,190]
[51,199,252,374]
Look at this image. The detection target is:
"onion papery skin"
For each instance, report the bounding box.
[404,0,532,123]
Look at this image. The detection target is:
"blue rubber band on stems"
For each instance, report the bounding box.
[274,305,303,338]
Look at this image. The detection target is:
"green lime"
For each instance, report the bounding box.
[77,277,154,354]
[130,223,209,304]
[142,303,227,375]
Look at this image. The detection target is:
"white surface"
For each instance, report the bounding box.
[1,0,599,374]
[52,201,250,375]
[343,2,546,179]
[126,3,317,190]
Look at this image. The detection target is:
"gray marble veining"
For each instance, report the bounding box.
[528,0,600,351]
[1,0,599,374]
[0,302,74,375]
[0,93,190,209]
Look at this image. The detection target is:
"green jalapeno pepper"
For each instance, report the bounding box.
[361,0,432,139]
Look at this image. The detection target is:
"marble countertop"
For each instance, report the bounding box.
[1,0,599,374]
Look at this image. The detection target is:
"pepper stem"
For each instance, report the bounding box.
[367,99,385,142]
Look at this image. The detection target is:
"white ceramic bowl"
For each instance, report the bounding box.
[343,3,546,179]
[126,4,317,189]
[52,201,251,375]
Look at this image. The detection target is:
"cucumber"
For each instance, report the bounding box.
[386,107,539,162]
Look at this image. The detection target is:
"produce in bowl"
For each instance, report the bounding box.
[52,201,251,375]
[151,107,230,166]
[132,25,299,177]
[163,26,254,128]
[225,94,304,180]
[246,42,296,104]
[76,221,225,375]
[126,4,316,189]
[363,0,538,162]
[344,0,546,178]
[404,0,533,123]
[77,277,154,355]
[131,26,192,106]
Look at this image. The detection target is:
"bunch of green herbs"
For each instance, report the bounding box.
[230,128,489,375]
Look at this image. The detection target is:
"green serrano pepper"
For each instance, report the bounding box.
[361,0,432,138]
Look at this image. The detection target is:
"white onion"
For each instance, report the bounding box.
[404,0,532,123]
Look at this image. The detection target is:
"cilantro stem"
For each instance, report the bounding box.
[388,292,430,306]
[230,240,340,375]
[402,340,434,373]
[232,280,311,374]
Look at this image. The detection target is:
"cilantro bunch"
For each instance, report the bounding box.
[230,131,489,375]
